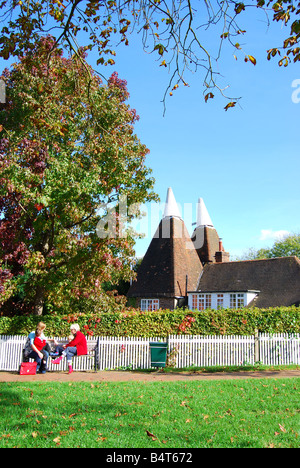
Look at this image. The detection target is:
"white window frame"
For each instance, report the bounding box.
[217,294,224,309]
[189,292,252,310]
[141,299,160,311]
[230,293,245,308]
[191,293,212,310]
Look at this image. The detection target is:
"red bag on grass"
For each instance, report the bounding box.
[19,362,37,375]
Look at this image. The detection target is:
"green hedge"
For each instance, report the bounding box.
[0,306,299,337]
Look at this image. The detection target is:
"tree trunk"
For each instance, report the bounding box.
[34,285,45,316]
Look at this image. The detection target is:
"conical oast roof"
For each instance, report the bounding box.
[163,187,181,219]
[128,216,202,298]
[192,197,221,264]
[128,189,203,299]
[196,198,214,228]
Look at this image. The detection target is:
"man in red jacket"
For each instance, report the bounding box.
[52,324,87,374]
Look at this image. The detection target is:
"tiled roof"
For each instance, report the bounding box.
[127,216,203,298]
[192,225,221,264]
[195,256,300,307]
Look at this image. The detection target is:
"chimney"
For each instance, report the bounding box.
[215,238,230,263]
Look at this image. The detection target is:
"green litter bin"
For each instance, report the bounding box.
[149,342,168,368]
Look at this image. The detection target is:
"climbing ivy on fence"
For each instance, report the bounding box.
[0,306,299,337]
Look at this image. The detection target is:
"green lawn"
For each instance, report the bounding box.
[0,378,299,448]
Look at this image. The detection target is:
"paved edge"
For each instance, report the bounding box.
[0,369,299,383]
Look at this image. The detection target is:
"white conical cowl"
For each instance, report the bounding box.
[163,187,181,219]
[196,198,214,227]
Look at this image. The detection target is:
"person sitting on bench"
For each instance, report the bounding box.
[52,324,87,374]
[23,322,49,374]
[33,326,52,371]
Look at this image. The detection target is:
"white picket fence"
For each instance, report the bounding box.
[0,333,299,372]
[168,335,255,368]
[0,336,100,372]
[259,333,300,366]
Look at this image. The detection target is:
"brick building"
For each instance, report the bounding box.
[127,188,300,310]
[127,188,202,310]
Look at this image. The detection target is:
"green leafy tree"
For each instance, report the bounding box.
[0,37,157,316]
[238,233,300,260]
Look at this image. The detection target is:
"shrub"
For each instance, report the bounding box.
[0,306,299,337]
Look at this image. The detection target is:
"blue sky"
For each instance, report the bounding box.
[92,9,300,259]
[1,6,299,259]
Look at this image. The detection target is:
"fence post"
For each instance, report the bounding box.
[254,329,260,363]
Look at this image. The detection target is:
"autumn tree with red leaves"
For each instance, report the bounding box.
[0,37,157,316]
